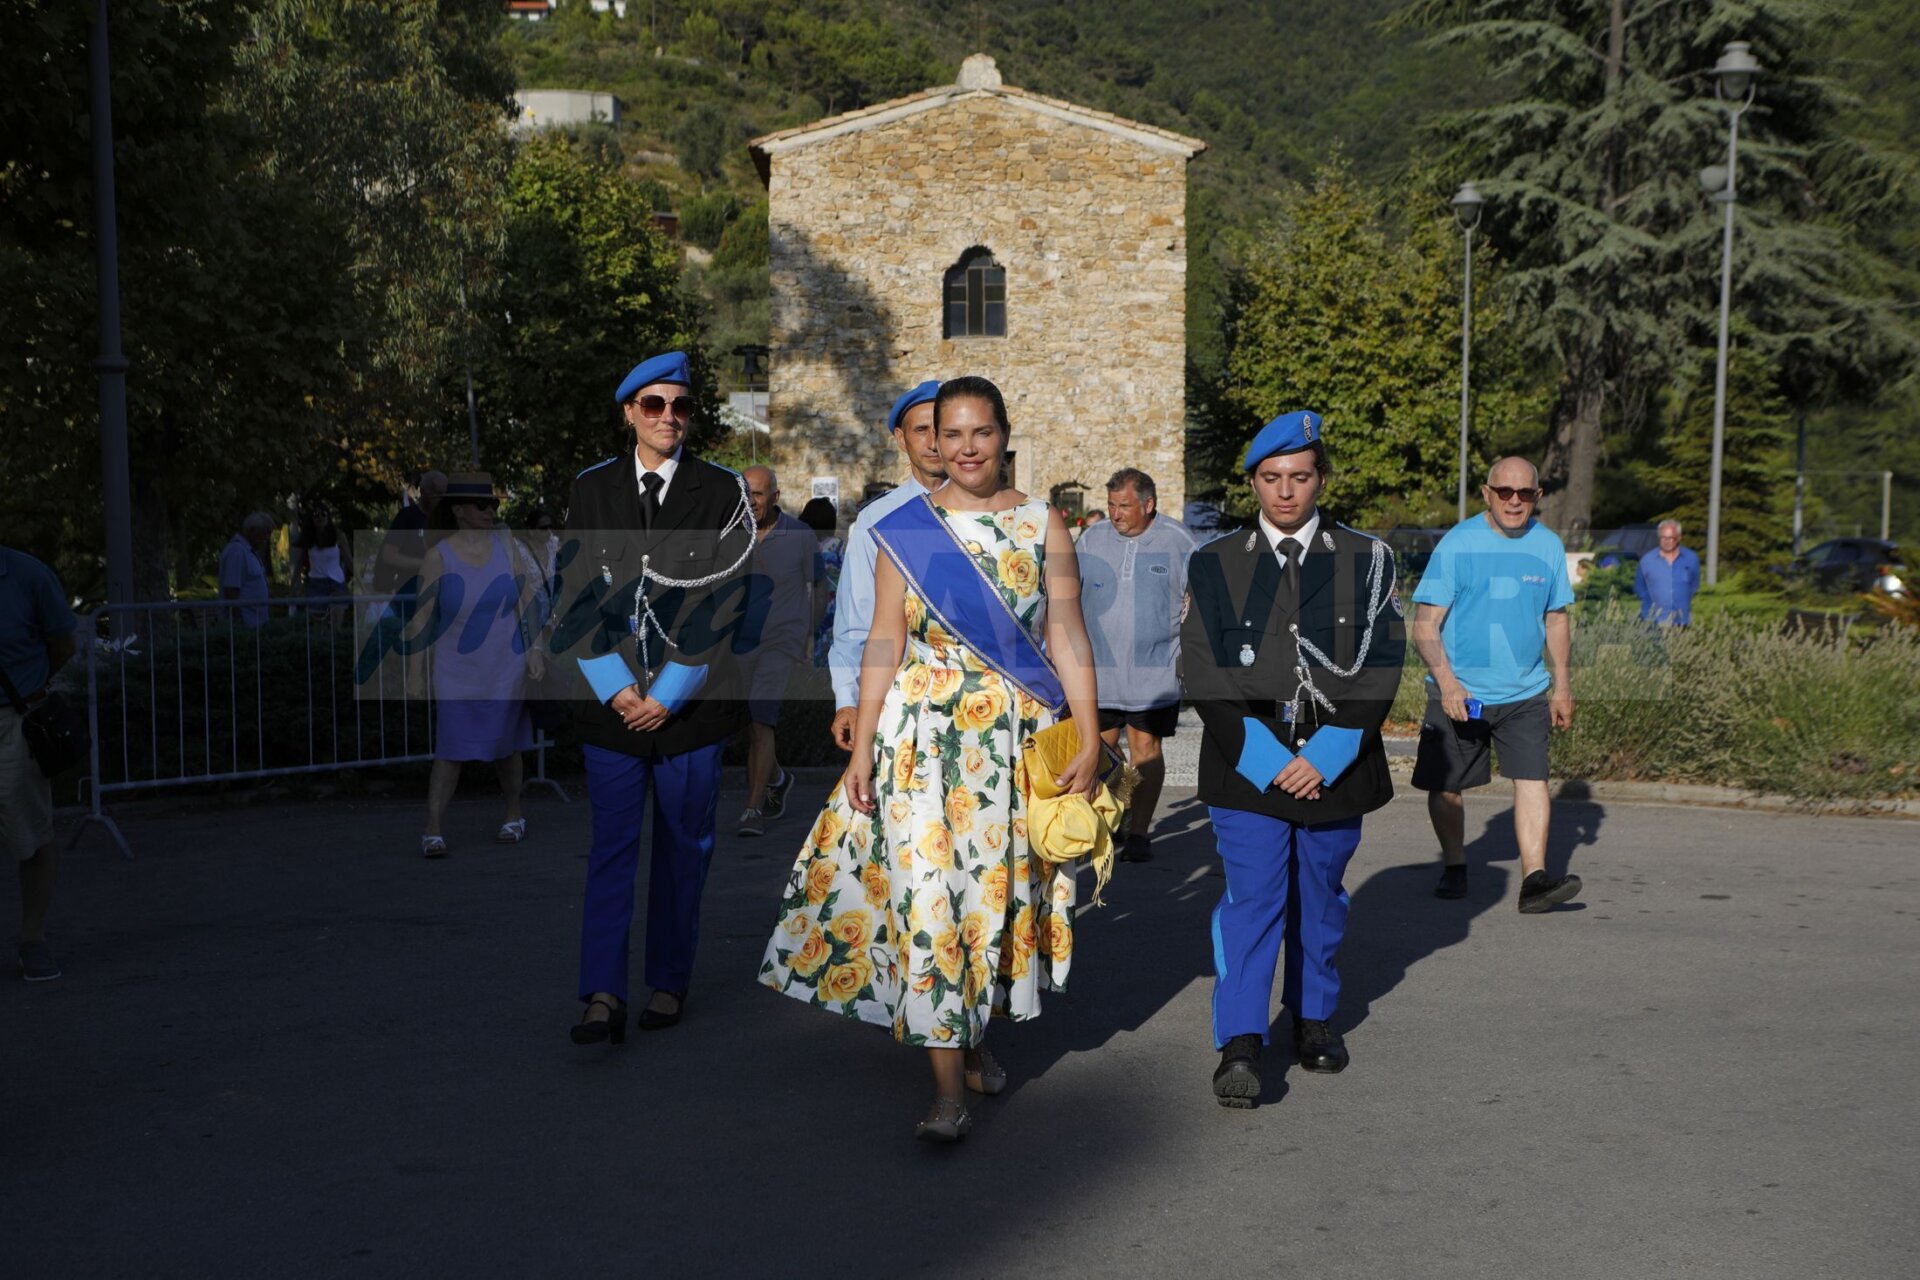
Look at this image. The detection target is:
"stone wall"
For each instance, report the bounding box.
[766,92,1191,518]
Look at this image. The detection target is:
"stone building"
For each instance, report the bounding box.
[750,54,1205,517]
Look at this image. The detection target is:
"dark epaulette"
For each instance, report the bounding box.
[575,457,620,479]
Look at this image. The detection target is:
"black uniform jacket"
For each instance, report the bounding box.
[1181,517,1406,823]
[550,450,753,759]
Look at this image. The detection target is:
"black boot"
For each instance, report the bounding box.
[1292,1018,1349,1074]
[1212,1034,1262,1108]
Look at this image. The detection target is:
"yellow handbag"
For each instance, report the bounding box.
[1021,718,1138,904]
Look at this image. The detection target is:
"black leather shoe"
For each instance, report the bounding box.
[1518,871,1582,914]
[1292,1019,1349,1073]
[635,990,686,1031]
[1434,864,1467,899]
[570,996,627,1046]
[1212,1034,1262,1108]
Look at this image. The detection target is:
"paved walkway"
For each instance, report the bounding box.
[5,780,1917,1278]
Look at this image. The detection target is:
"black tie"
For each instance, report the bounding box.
[639,471,664,530]
[1277,536,1303,606]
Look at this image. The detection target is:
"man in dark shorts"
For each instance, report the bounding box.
[1076,468,1195,862]
[734,465,817,837]
[1411,457,1581,913]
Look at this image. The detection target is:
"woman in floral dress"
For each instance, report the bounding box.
[760,377,1102,1142]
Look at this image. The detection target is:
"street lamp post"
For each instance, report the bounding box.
[1450,181,1485,522]
[1701,40,1760,586]
[91,0,135,620]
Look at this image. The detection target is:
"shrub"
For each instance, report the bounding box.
[680,190,739,250]
[1554,605,1920,801]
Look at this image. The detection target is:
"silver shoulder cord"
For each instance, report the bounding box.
[1284,533,1392,727]
[600,472,757,681]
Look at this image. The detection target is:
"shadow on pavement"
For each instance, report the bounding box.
[1342,797,1607,1033]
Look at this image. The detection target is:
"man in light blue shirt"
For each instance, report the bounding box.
[217,513,273,629]
[1634,520,1700,625]
[827,381,943,751]
[1076,467,1195,862]
[1411,457,1582,914]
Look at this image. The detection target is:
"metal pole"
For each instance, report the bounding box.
[1883,470,1894,542]
[1457,224,1474,523]
[1705,102,1744,587]
[91,0,135,618]
[1791,411,1806,558]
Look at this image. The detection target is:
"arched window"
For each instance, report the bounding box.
[944,247,1006,338]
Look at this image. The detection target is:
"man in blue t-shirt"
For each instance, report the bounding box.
[1410,458,1582,913]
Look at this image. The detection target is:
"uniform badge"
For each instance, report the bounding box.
[1388,586,1403,616]
[1238,643,1256,667]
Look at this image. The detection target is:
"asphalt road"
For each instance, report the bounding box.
[4,779,1917,1279]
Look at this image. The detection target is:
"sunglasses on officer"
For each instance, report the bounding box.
[633,394,696,419]
[1484,484,1542,503]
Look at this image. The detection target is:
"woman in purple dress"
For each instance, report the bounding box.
[412,473,546,857]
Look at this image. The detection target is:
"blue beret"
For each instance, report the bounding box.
[1241,410,1323,472]
[887,380,942,432]
[615,351,692,404]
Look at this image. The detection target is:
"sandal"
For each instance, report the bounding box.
[914,1096,973,1143]
[964,1047,1008,1096]
[420,834,448,859]
[496,819,527,844]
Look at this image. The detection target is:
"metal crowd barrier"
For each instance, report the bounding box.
[68,594,566,858]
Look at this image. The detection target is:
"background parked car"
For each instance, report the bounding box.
[1781,537,1909,597]
[1588,522,1662,569]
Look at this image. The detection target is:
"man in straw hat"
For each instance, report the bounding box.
[1182,410,1406,1107]
[550,350,756,1045]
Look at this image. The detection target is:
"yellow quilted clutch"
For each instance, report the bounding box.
[1022,718,1133,802]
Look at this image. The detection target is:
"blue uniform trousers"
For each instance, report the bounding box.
[578,741,726,1002]
[1209,807,1364,1046]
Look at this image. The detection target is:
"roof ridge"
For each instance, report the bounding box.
[748,79,1206,159]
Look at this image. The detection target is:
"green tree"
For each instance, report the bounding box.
[479,134,717,517]
[672,101,736,183]
[1652,332,1794,570]
[1217,162,1545,525]
[1394,0,1918,532]
[0,0,515,601]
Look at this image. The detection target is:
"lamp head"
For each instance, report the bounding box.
[1712,41,1760,101]
[1451,180,1485,230]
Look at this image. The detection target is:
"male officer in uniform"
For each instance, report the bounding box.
[552,350,755,1043]
[1182,411,1406,1107]
[826,380,943,751]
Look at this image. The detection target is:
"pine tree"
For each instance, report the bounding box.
[1393,0,1917,532]
[1652,331,1794,571]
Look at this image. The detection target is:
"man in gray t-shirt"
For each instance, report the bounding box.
[1076,468,1196,863]
[735,466,820,836]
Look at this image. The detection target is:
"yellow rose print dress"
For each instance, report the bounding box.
[760,499,1074,1047]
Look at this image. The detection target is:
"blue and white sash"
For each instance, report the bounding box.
[870,497,1066,713]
